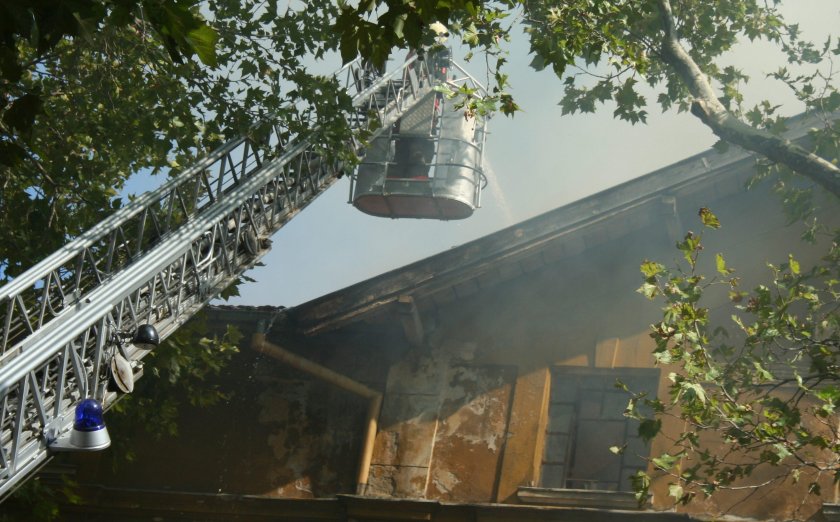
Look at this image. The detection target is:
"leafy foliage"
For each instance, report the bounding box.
[0,475,80,522]
[631,209,840,504]
[1,24,207,277]
[332,0,840,193]
[334,0,519,116]
[0,0,218,168]
[3,0,839,513]
[3,310,241,517]
[0,0,351,510]
[334,0,786,120]
[0,0,352,280]
[108,310,242,451]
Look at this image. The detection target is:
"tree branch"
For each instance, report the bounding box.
[655,0,840,199]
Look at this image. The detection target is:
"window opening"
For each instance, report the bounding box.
[541,367,659,491]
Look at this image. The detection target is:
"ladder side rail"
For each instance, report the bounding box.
[0,145,350,499]
[0,152,327,495]
[0,56,425,359]
[0,60,436,410]
[0,135,247,300]
[0,53,421,314]
[0,132,332,393]
[0,57,374,307]
[0,135,264,360]
[0,56,421,357]
[0,55,368,305]
[0,55,435,498]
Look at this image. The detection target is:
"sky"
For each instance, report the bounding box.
[126,1,839,308]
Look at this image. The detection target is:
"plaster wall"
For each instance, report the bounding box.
[65,179,840,522]
[355,184,840,520]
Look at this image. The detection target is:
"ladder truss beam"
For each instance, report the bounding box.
[0,55,449,498]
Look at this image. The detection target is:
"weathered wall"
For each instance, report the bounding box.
[368,348,515,501]
[354,182,840,520]
[69,312,398,499]
[64,178,840,522]
[354,225,665,504]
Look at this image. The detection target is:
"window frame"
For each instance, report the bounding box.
[539,366,660,492]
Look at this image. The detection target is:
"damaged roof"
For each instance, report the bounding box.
[213,113,823,337]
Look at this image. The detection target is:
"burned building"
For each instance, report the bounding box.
[51,115,840,521]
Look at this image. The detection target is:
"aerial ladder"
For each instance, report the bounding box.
[0,53,488,497]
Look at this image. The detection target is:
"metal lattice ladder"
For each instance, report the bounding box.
[0,55,450,498]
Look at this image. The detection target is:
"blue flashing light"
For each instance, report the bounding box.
[73,399,106,432]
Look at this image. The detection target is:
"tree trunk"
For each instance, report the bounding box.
[656,0,840,199]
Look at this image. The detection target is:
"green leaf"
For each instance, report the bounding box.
[682,383,707,404]
[641,260,665,278]
[637,282,659,299]
[753,361,773,381]
[677,232,702,267]
[699,207,721,229]
[638,418,662,441]
[715,253,729,275]
[631,471,650,506]
[0,141,27,167]
[186,25,218,67]
[668,483,684,500]
[773,443,792,461]
[391,13,407,39]
[530,54,546,71]
[339,21,360,63]
[652,452,680,470]
[816,386,840,404]
[788,254,800,275]
[712,139,730,153]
